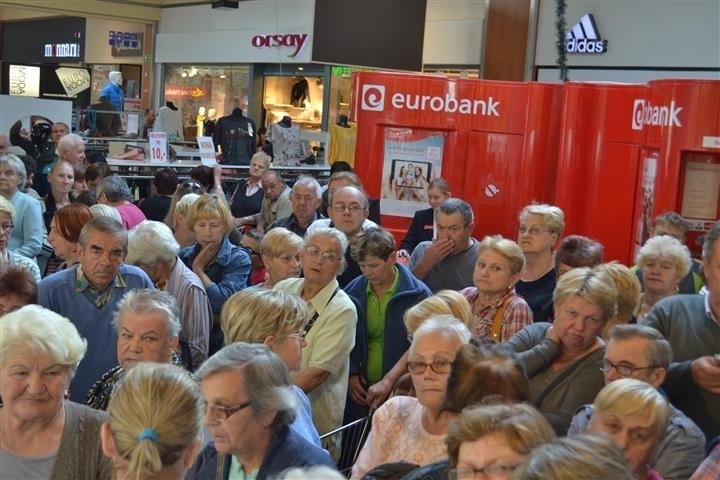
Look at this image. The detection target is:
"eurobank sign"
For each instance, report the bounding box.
[360,84,501,117]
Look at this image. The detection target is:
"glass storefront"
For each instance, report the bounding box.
[163,64,250,139]
[263,74,323,130]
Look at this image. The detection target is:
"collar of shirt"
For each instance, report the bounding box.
[229,455,258,480]
[74,265,126,293]
[705,292,719,326]
[306,277,340,316]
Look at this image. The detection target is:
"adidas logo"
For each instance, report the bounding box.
[565,13,608,54]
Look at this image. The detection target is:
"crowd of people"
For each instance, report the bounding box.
[0,131,719,480]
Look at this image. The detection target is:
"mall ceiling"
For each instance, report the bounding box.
[0,0,219,23]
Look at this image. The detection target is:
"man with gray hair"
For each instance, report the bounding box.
[642,221,720,441]
[569,324,706,479]
[39,216,154,401]
[127,220,211,369]
[408,197,479,292]
[267,175,323,237]
[97,175,146,229]
[85,289,183,410]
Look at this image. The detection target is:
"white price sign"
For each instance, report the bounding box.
[197,136,218,167]
[148,132,167,163]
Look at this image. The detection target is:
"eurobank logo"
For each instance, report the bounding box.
[360,83,500,116]
[632,99,683,130]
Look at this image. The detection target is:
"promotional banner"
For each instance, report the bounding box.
[55,67,91,97]
[8,65,40,97]
[197,136,219,167]
[148,132,168,163]
[380,128,445,217]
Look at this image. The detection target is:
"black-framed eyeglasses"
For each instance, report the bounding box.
[407,359,453,375]
[601,359,659,377]
[206,401,251,421]
[449,463,522,479]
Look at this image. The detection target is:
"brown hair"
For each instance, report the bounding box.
[0,266,37,306]
[54,203,94,243]
[443,343,529,413]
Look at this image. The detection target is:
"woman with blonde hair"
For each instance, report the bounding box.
[510,433,634,480]
[164,180,205,248]
[587,378,670,480]
[635,235,692,322]
[597,261,642,337]
[0,195,40,281]
[179,193,251,354]
[220,288,320,446]
[256,226,303,289]
[507,267,617,434]
[461,235,533,342]
[101,363,203,480]
[515,203,565,322]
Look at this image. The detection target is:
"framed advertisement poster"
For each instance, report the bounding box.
[380,128,445,217]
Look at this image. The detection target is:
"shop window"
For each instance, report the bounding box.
[263,75,323,130]
[163,65,250,140]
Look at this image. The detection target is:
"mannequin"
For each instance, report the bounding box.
[213,107,256,165]
[204,108,217,137]
[290,77,310,107]
[268,116,306,165]
[196,106,207,138]
[154,103,183,142]
[100,71,124,113]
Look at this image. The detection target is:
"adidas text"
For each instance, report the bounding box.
[565,38,607,54]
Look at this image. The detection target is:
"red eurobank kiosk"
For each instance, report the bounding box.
[350,72,719,264]
[553,82,651,263]
[641,79,720,258]
[350,72,564,242]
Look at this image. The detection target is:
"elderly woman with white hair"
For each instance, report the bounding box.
[56,133,86,166]
[0,154,43,259]
[273,227,357,436]
[188,342,336,479]
[635,235,692,322]
[0,304,111,479]
[127,220,212,370]
[85,289,184,410]
[350,315,472,479]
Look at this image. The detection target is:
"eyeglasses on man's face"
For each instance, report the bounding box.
[331,203,364,214]
[205,401,251,421]
[601,359,659,377]
[304,245,340,263]
[449,462,522,479]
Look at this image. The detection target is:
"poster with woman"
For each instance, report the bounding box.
[380,127,445,217]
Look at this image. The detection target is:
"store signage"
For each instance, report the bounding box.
[361,84,500,117]
[565,13,608,54]
[44,41,82,58]
[251,33,308,58]
[55,67,91,97]
[148,132,168,163]
[164,86,206,97]
[631,99,683,130]
[109,31,143,57]
[8,65,40,97]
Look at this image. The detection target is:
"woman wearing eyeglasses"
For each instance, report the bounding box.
[446,403,556,480]
[220,289,321,446]
[515,204,565,322]
[273,227,357,436]
[188,342,336,480]
[350,315,471,479]
[0,195,40,281]
[506,266,615,435]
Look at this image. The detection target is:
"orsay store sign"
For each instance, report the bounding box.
[250,33,309,58]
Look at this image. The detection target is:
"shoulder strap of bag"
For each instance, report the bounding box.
[489,295,512,342]
[304,287,340,335]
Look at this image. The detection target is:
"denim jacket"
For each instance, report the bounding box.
[179,236,250,314]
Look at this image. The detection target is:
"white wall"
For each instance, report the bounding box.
[0,95,72,136]
[423,0,486,66]
[156,0,315,63]
[536,0,720,69]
